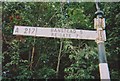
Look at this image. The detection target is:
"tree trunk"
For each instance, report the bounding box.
[56,40,63,78]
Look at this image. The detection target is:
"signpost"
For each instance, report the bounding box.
[13,26,106,41]
[13,25,108,80]
[13,24,109,80]
[12,3,110,80]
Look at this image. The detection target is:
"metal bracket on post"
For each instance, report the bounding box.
[94,7,106,44]
[95,28,105,44]
[94,12,106,44]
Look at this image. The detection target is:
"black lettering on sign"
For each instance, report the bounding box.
[15,28,19,33]
[24,28,36,34]
[73,29,76,33]
[76,34,79,38]
[69,29,73,33]
[24,28,28,34]
[58,28,61,32]
[69,34,71,38]
[51,28,53,32]
[51,33,54,36]
[28,28,31,34]
[63,33,65,37]
[32,28,36,34]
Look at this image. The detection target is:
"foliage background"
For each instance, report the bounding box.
[2,2,120,80]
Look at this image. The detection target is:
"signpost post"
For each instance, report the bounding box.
[94,2,110,81]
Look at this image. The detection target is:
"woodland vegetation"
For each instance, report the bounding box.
[2,2,120,80]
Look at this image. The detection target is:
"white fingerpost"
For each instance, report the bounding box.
[13,26,106,41]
